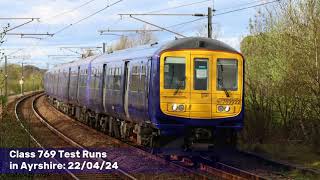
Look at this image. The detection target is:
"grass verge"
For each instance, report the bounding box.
[239,142,320,179]
[0,111,36,179]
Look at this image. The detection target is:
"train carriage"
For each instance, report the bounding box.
[44,37,244,148]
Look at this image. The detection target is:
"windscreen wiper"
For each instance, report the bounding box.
[222,85,230,97]
[174,76,186,95]
[218,65,230,97]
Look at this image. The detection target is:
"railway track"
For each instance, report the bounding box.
[15,93,206,179]
[14,92,131,180]
[14,92,301,180]
[35,93,269,179]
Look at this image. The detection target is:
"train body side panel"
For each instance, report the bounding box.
[77,63,90,106]
[53,70,59,99]
[57,67,69,102]
[126,58,150,123]
[103,61,125,119]
[88,62,104,113]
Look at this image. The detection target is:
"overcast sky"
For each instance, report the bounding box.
[0,0,272,68]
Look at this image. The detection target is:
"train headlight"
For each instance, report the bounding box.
[217,105,231,112]
[217,105,225,112]
[172,104,178,111]
[171,104,185,111]
[178,104,185,111]
[225,105,230,112]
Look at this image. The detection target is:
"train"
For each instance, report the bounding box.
[44,37,244,148]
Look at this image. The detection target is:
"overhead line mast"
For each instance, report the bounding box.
[155,0,281,34]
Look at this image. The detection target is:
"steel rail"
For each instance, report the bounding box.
[14,92,79,180]
[31,94,137,180]
[39,93,266,180]
[40,95,213,179]
[165,154,267,180]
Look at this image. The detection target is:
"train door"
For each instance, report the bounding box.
[190,53,212,119]
[56,70,60,97]
[142,58,151,119]
[102,64,107,110]
[67,67,71,101]
[76,66,80,103]
[123,61,130,119]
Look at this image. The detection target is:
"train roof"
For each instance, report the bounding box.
[48,55,99,72]
[47,37,239,72]
[92,37,239,65]
[159,37,238,53]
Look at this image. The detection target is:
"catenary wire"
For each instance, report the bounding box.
[43,0,98,21]
[166,0,280,29]
[53,0,124,36]
[147,0,211,13]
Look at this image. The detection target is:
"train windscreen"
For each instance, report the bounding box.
[164,57,186,89]
[217,59,238,91]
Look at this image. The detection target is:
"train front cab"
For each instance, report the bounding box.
[158,49,244,140]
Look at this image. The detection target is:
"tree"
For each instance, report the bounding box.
[240,0,320,150]
[111,25,157,51]
[134,25,156,45]
[195,23,221,39]
[113,36,134,51]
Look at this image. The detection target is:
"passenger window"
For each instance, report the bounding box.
[194,58,208,90]
[130,66,140,92]
[108,68,113,89]
[141,64,146,91]
[91,68,95,88]
[217,59,238,91]
[164,57,186,89]
[113,67,121,90]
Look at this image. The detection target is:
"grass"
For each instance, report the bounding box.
[0,113,35,148]
[0,111,36,179]
[284,170,319,180]
[239,142,320,179]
